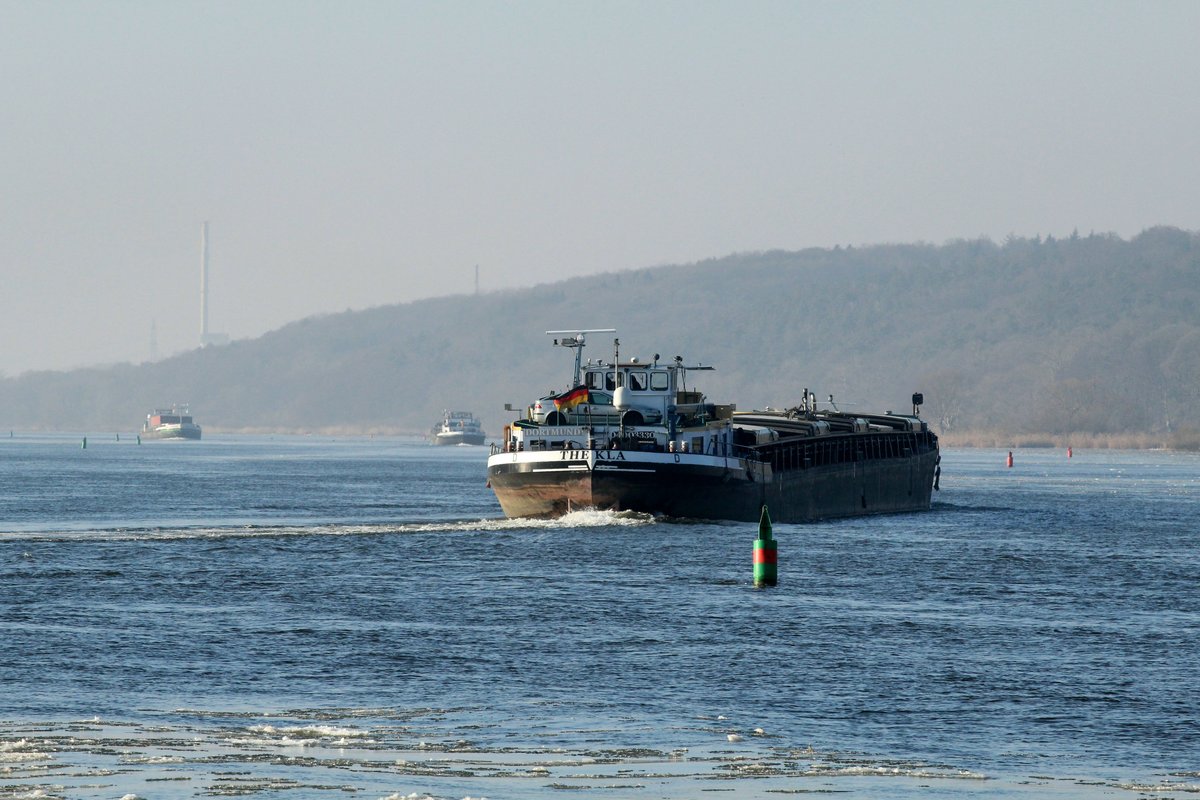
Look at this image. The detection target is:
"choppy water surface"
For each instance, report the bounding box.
[1,434,1197,799]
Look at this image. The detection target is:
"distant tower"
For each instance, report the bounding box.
[199,221,230,347]
[200,221,209,343]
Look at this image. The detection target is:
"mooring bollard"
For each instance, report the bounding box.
[753,504,777,587]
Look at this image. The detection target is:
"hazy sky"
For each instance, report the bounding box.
[3,1,1198,375]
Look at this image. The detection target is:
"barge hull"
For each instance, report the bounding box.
[434,433,487,446]
[487,448,937,523]
[142,427,202,440]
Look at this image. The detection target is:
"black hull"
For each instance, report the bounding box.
[488,446,938,523]
[434,433,487,446]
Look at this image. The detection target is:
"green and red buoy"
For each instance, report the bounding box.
[753,505,777,587]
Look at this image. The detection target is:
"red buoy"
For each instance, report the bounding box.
[1067,447,1073,459]
[1006,451,1013,468]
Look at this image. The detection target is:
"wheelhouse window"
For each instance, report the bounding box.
[650,371,669,391]
[628,371,648,391]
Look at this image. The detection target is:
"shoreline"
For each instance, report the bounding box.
[937,429,1200,451]
[6,426,1199,452]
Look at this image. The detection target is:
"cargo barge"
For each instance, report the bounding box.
[142,405,202,440]
[486,330,939,523]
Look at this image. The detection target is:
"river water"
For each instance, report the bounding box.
[1,434,1197,799]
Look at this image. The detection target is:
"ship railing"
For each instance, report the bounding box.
[492,432,762,461]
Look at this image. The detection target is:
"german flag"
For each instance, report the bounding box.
[553,385,590,411]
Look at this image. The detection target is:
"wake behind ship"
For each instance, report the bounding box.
[486,330,940,523]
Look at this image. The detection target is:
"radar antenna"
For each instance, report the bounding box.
[547,328,615,387]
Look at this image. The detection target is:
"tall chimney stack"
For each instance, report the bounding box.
[200,221,209,344]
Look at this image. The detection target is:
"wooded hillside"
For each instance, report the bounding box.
[3,226,1197,446]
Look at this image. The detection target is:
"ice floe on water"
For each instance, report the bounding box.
[0,708,1183,799]
[0,738,51,764]
[243,723,374,743]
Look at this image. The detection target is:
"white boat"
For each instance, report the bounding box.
[486,330,940,522]
[432,410,486,446]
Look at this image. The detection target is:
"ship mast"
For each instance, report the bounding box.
[547,329,615,387]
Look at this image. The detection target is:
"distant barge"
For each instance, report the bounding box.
[486,330,939,523]
[142,405,202,440]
